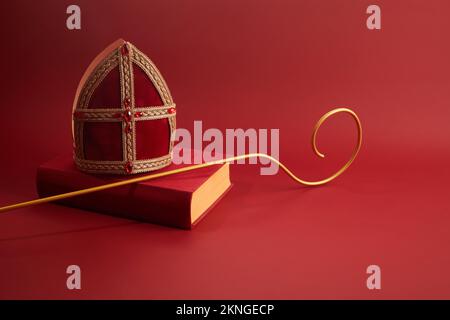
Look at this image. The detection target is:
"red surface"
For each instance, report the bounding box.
[1,0,450,299]
[36,154,226,229]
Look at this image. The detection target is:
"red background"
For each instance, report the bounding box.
[1,0,450,299]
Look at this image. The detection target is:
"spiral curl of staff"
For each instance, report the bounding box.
[0,107,362,213]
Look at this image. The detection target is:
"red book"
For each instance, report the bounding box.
[36,153,232,229]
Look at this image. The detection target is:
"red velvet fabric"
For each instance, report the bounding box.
[135,119,170,160]
[83,122,123,161]
[133,63,163,107]
[88,66,121,108]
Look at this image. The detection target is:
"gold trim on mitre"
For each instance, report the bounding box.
[72,39,176,175]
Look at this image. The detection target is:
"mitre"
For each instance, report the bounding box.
[72,39,176,174]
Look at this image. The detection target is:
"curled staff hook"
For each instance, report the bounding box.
[213,107,363,186]
[0,108,362,213]
[310,107,362,185]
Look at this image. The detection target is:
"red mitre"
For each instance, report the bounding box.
[72,39,176,174]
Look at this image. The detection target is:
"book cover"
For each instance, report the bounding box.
[36,153,231,229]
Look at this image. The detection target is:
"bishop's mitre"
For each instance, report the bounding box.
[72,39,176,175]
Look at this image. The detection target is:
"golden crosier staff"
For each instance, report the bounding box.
[0,108,362,214]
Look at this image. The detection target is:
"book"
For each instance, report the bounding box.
[36,153,232,229]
